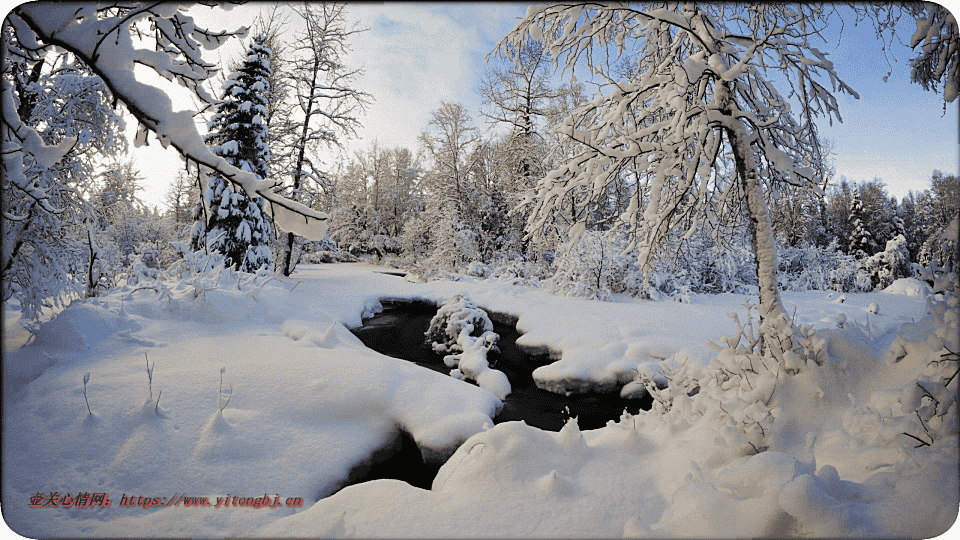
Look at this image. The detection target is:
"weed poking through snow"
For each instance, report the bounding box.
[145,352,154,401]
[83,372,92,415]
[218,367,232,413]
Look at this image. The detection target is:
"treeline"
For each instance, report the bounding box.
[4,2,958,325]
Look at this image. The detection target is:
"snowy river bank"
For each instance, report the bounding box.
[3,263,954,538]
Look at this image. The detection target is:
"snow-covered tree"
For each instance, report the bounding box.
[277,2,371,276]
[480,40,557,188]
[192,34,275,273]
[419,101,484,217]
[2,37,125,323]
[496,4,858,345]
[860,234,912,290]
[164,169,200,226]
[89,160,146,268]
[848,190,873,259]
[548,230,633,301]
[5,3,329,248]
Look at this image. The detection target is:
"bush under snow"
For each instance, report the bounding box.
[426,294,511,400]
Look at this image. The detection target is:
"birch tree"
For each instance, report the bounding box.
[496,4,858,346]
[857,3,958,105]
[278,1,371,276]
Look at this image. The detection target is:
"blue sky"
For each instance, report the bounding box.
[132,3,957,208]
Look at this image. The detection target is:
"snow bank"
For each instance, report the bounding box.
[257,294,958,537]
[1,265,500,538]
[2,263,954,538]
[883,277,933,297]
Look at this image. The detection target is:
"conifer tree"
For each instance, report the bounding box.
[192,34,275,272]
[849,190,873,259]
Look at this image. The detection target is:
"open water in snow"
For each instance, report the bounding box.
[350,299,653,431]
[334,298,653,494]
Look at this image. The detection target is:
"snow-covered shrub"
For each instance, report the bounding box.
[489,256,550,287]
[777,240,861,292]
[888,255,958,450]
[632,300,828,454]
[918,213,959,280]
[465,261,490,278]
[859,234,912,291]
[547,230,633,301]
[398,214,432,260]
[425,294,495,354]
[427,208,479,272]
[298,238,358,264]
[401,208,481,281]
[425,294,510,400]
[676,234,757,294]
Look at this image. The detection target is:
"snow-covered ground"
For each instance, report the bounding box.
[2,263,957,537]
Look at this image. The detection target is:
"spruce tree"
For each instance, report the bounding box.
[849,190,873,259]
[192,34,274,272]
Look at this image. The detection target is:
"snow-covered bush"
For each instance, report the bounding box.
[427,208,479,272]
[426,294,510,400]
[398,214,432,261]
[548,230,759,301]
[777,240,862,292]
[919,213,959,279]
[425,294,495,354]
[547,230,633,301]
[399,207,483,281]
[296,238,357,264]
[330,205,401,260]
[489,256,550,287]
[120,242,275,306]
[465,261,491,278]
[859,234,913,291]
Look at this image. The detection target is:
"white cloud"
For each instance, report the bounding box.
[344,4,505,155]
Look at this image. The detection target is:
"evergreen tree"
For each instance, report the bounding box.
[192,34,274,272]
[849,190,873,259]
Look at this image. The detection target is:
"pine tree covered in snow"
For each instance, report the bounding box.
[192,34,275,273]
[848,190,873,259]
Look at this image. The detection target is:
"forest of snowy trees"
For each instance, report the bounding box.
[1,2,957,327]
[2,3,960,538]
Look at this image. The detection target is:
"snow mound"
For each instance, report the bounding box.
[30,301,136,351]
[883,277,933,297]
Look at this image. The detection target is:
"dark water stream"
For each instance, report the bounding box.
[350,300,653,432]
[327,298,652,497]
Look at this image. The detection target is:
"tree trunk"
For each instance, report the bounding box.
[283,231,296,277]
[725,124,787,323]
[714,79,786,324]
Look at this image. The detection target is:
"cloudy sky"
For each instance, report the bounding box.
[131,3,958,209]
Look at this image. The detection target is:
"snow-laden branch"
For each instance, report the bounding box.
[13,3,329,240]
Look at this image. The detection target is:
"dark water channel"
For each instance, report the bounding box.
[350,300,653,432]
[329,299,652,497]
